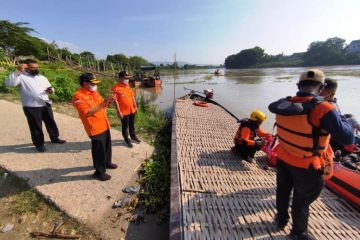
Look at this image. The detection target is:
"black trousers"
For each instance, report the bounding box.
[234,143,259,158]
[276,159,324,235]
[23,104,60,147]
[121,113,136,141]
[89,129,112,175]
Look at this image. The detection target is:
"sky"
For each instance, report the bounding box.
[1,0,359,64]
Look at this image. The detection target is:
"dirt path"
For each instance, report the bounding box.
[0,100,168,239]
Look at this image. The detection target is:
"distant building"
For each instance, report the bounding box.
[346,40,360,54]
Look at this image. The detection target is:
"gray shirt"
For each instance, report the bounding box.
[5,71,54,107]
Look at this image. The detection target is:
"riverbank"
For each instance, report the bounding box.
[0,63,171,239]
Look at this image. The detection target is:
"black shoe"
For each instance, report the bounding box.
[36,145,46,152]
[288,232,316,240]
[274,215,288,230]
[124,139,133,148]
[131,137,141,144]
[106,163,118,169]
[231,146,238,155]
[244,156,254,163]
[51,138,66,144]
[93,172,111,181]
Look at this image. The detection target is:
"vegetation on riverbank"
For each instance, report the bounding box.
[225,37,360,69]
[0,168,97,238]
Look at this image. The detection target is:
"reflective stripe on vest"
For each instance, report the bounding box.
[276,114,330,158]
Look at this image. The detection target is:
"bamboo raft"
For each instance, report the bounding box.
[170,94,360,240]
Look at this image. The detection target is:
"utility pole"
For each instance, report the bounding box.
[173,52,176,103]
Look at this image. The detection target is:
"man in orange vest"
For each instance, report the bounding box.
[269,69,354,240]
[112,71,141,148]
[72,73,117,181]
[232,110,270,163]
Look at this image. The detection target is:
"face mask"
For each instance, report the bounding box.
[123,80,129,84]
[29,69,39,76]
[88,85,97,92]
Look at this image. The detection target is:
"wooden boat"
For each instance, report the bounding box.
[134,65,162,88]
[129,79,141,88]
[140,77,162,88]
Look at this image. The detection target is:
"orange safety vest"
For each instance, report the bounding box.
[270,96,335,169]
[112,82,136,116]
[72,87,110,137]
[234,118,268,146]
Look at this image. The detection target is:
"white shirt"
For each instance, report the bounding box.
[5,71,54,107]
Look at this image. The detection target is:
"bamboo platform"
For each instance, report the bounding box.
[170,95,360,240]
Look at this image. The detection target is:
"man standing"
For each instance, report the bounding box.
[5,59,66,152]
[72,73,117,181]
[112,71,141,148]
[268,69,354,240]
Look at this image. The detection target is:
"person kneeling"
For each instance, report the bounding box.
[232,110,269,163]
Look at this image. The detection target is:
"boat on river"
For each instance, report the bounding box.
[132,65,162,88]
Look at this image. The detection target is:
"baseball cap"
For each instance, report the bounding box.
[299,69,325,84]
[118,71,130,78]
[79,73,101,85]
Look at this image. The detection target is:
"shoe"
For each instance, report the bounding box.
[231,146,238,155]
[274,215,288,230]
[288,232,317,240]
[131,136,141,144]
[93,172,111,181]
[106,163,118,169]
[51,138,66,144]
[244,156,254,163]
[124,139,133,148]
[36,145,46,152]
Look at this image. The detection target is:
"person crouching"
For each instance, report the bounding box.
[232,110,269,163]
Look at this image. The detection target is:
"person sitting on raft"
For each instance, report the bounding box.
[320,78,360,145]
[232,110,270,163]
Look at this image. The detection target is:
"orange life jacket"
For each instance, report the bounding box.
[269,96,333,169]
[234,118,258,145]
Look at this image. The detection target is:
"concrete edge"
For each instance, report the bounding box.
[169,103,183,240]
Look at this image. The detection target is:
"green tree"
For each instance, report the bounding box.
[0,20,34,55]
[128,56,150,69]
[303,37,346,66]
[224,46,265,68]
[79,51,96,61]
[106,53,129,70]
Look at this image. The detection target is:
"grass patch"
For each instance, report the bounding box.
[0,169,96,238]
[138,116,171,219]
[9,189,42,215]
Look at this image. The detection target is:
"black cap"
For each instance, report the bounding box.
[79,73,100,86]
[118,71,130,78]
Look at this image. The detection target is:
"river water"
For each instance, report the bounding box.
[138,65,360,132]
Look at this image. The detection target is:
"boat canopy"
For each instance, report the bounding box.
[140,65,156,71]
